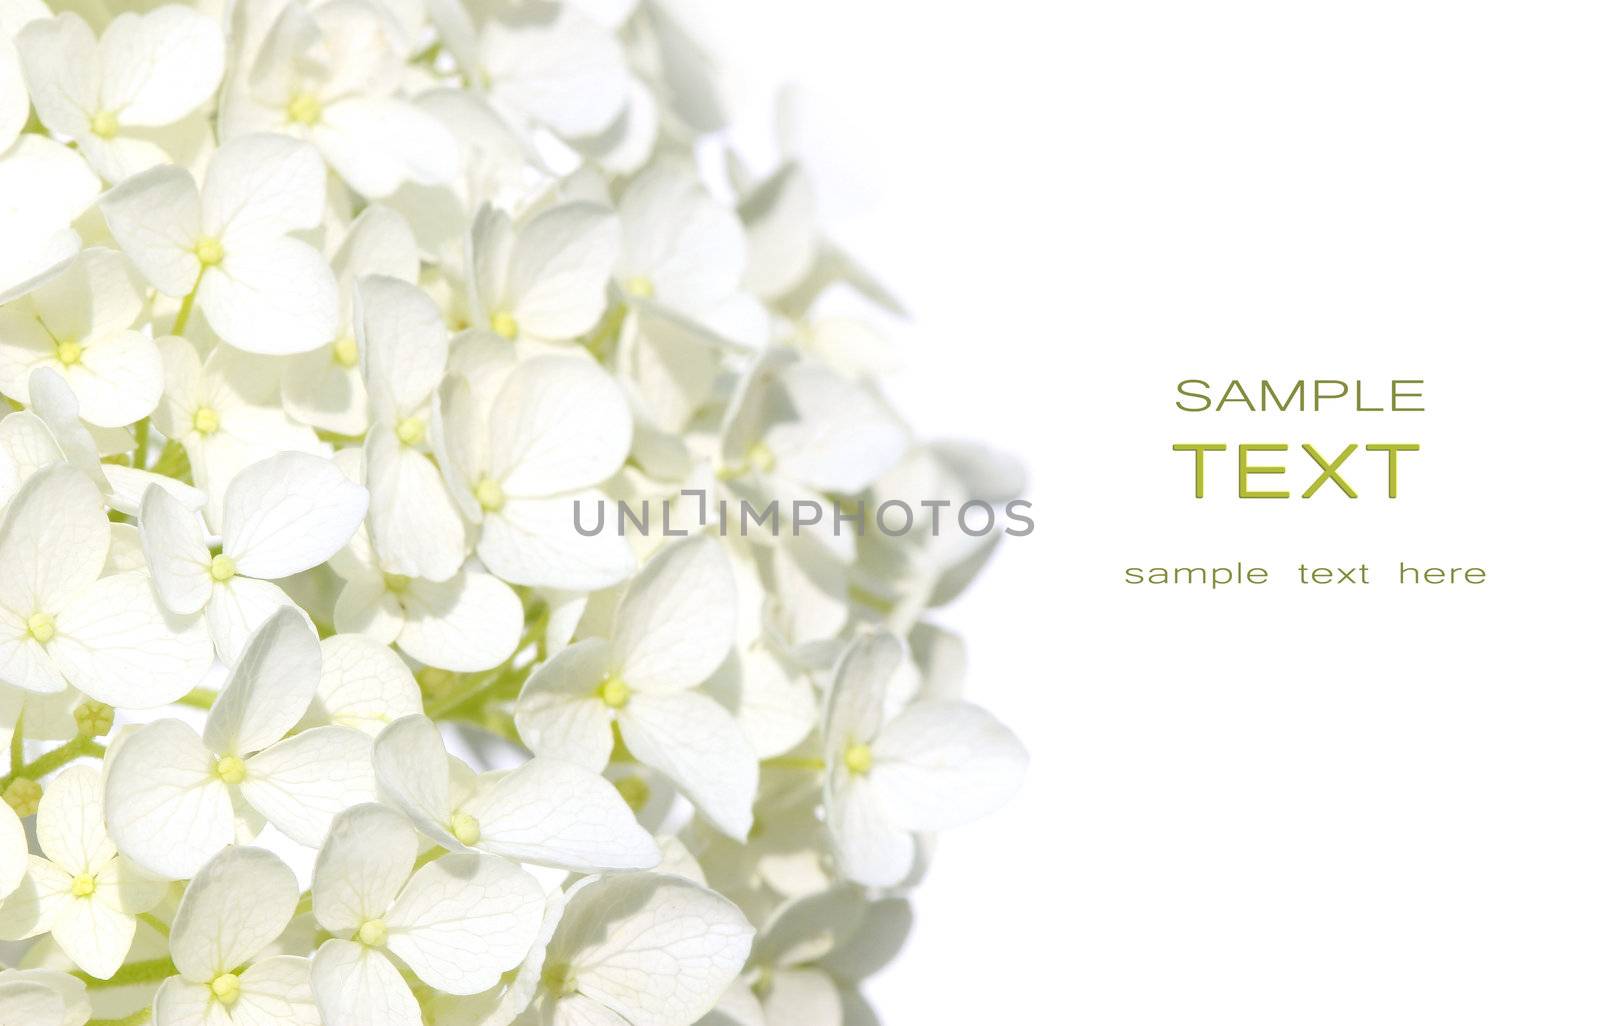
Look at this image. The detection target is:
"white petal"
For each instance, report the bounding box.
[232,955,319,1026]
[241,726,375,847]
[514,638,614,771]
[223,452,369,579]
[768,364,907,494]
[204,606,321,755]
[465,757,659,872]
[0,801,25,900]
[204,576,301,667]
[311,939,422,1026]
[316,96,458,198]
[821,632,900,756]
[551,873,753,1026]
[0,137,99,304]
[26,366,108,489]
[483,12,628,138]
[0,463,106,619]
[66,331,162,428]
[365,433,464,582]
[619,691,756,840]
[169,845,298,980]
[311,803,415,932]
[763,969,843,1026]
[0,37,24,155]
[202,134,325,246]
[0,981,68,1026]
[825,775,913,889]
[617,162,744,317]
[14,13,94,141]
[51,572,212,708]
[507,204,620,340]
[868,702,1027,831]
[355,274,447,418]
[490,355,631,497]
[138,485,212,615]
[35,764,113,877]
[371,715,453,846]
[51,888,135,979]
[198,236,338,356]
[306,634,421,736]
[99,6,224,125]
[612,537,737,693]
[478,493,635,591]
[386,853,544,996]
[98,164,202,296]
[104,718,234,880]
[393,570,521,673]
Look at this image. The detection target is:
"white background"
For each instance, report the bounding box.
[694,1,1600,1022]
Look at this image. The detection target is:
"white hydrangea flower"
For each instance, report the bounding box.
[532,872,754,1026]
[222,0,457,198]
[16,6,224,182]
[372,713,659,872]
[517,536,758,839]
[152,845,317,1026]
[0,248,162,427]
[105,609,374,878]
[140,450,368,662]
[283,204,420,436]
[309,802,546,1025]
[0,3,1029,1019]
[100,132,338,355]
[356,274,467,581]
[0,764,166,979]
[150,337,325,524]
[441,352,636,590]
[0,464,211,706]
[822,631,1027,887]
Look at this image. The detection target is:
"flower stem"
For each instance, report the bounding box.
[133,418,149,471]
[172,280,200,336]
[175,688,217,711]
[9,711,23,777]
[87,1011,151,1026]
[75,956,176,989]
[0,736,106,789]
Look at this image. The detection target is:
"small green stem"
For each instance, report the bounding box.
[137,912,170,937]
[175,688,217,711]
[9,711,23,777]
[132,418,149,471]
[87,1011,151,1026]
[0,736,104,789]
[75,956,176,989]
[171,278,201,336]
[763,755,826,772]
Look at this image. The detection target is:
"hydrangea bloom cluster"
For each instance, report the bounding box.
[0,2,1028,1024]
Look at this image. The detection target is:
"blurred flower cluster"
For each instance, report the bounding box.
[0,1,1027,1023]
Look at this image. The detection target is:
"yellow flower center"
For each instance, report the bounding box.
[214,754,246,785]
[70,873,96,898]
[192,406,221,435]
[194,236,224,267]
[541,962,578,997]
[622,276,655,299]
[209,554,236,583]
[210,972,241,1005]
[395,416,426,446]
[490,310,518,339]
[597,676,631,709]
[90,110,118,138]
[286,91,323,126]
[473,477,505,513]
[357,919,388,947]
[2,778,41,818]
[843,742,874,776]
[331,336,360,368]
[73,700,114,738]
[25,612,55,644]
[55,339,83,366]
[613,776,650,811]
[449,810,481,846]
